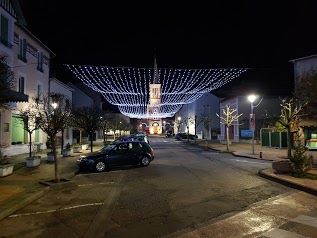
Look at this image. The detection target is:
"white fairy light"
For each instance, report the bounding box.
[65,64,247,119]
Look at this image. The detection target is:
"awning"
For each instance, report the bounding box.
[8,90,29,102]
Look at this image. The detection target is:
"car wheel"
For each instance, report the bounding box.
[140,156,151,167]
[94,160,107,172]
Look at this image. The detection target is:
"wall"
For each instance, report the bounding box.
[176,92,221,139]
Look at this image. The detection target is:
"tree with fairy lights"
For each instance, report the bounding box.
[216,105,243,151]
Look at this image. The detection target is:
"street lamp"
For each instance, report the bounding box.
[248,95,256,154]
[51,102,58,109]
[177,117,181,132]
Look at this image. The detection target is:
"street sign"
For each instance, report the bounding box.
[250,114,255,130]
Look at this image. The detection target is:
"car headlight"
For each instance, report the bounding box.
[79,156,87,162]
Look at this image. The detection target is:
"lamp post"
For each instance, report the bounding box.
[248,95,256,154]
[177,116,181,133]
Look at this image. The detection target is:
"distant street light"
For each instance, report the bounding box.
[177,117,181,132]
[51,102,58,109]
[248,95,256,154]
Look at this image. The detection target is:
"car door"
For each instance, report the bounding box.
[106,143,130,167]
[127,142,143,165]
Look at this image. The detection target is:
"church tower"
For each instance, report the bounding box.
[146,54,163,134]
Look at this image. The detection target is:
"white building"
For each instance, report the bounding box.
[0,1,55,155]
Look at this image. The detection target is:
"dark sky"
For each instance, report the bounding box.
[17,1,317,92]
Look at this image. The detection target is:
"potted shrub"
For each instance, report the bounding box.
[62,143,71,157]
[0,145,13,177]
[25,143,41,168]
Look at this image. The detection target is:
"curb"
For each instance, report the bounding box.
[39,179,78,190]
[258,169,317,196]
[0,186,50,221]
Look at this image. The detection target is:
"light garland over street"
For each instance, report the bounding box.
[65,64,248,118]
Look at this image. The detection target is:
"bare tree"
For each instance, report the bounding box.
[18,104,40,157]
[277,98,306,159]
[216,105,243,151]
[35,93,72,183]
[72,105,102,152]
[189,114,204,143]
[100,111,116,144]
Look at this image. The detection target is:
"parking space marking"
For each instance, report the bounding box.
[9,203,104,218]
[78,182,115,187]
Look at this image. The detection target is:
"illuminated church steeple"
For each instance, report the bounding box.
[146,52,162,134]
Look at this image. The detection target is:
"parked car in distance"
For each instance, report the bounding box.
[134,132,147,137]
[115,134,150,144]
[175,132,198,140]
[77,141,155,172]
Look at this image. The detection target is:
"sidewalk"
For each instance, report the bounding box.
[0,138,317,221]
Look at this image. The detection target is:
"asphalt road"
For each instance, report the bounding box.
[1,137,316,238]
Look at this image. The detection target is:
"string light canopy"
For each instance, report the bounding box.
[65,64,248,119]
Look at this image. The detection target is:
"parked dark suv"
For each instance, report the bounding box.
[175,132,198,140]
[77,141,154,172]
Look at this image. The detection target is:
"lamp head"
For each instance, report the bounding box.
[248,95,256,103]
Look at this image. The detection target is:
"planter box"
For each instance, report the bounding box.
[0,163,14,177]
[272,160,294,173]
[81,144,89,150]
[47,152,55,162]
[26,156,41,167]
[62,149,71,157]
[73,146,81,153]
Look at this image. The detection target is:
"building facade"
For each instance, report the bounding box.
[175,93,222,139]
[0,1,55,156]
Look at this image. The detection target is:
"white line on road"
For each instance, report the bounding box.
[78,182,115,187]
[9,203,104,218]
[233,159,269,165]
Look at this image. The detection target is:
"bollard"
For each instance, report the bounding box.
[260,151,262,158]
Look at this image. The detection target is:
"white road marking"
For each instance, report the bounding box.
[78,182,114,187]
[233,159,268,165]
[264,228,307,238]
[9,203,104,218]
[291,215,317,228]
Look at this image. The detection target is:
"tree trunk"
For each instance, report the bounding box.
[52,136,60,183]
[287,127,292,159]
[61,129,64,155]
[226,125,230,151]
[29,132,32,157]
[90,132,93,152]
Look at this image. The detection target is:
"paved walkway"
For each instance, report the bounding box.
[0,138,317,221]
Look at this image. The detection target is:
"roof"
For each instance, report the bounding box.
[15,24,56,57]
[299,119,317,127]
[289,54,317,63]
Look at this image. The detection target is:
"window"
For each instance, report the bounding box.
[0,15,12,48]
[18,38,27,63]
[37,52,43,72]
[18,76,25,94]
[37,84,42,98]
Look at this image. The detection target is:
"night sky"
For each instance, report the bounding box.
[17,1,317,95]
